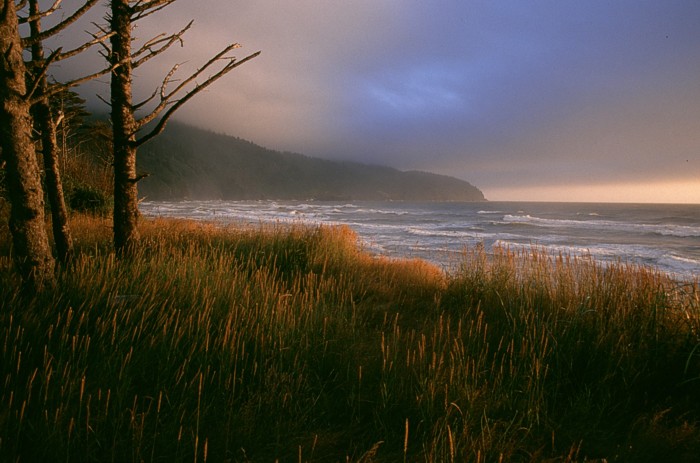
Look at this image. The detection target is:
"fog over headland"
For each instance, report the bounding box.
[51,1,700,203]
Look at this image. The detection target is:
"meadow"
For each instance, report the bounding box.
[1,213,699,462]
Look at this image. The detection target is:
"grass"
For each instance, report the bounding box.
[0,213,699,462]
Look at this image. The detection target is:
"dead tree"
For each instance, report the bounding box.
[26,0,76,264]
[2,0,115,286]
[21,0,113,264]
[0,0,54,288]
[107,0,259,254]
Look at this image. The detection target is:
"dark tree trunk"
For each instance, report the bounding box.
[29,0,74,264]
[33,102,73,261]
[0,1,55,288]
[110,0,140,255]
[105,0,258,256]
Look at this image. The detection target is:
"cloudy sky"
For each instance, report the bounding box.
[54,1,700,203]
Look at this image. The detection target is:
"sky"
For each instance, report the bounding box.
[51,1,700,203]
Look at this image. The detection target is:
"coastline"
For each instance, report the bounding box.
[140,199,700,282]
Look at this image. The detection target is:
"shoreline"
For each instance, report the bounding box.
[139,200,700,283]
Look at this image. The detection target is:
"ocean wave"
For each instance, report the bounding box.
[493,240,613,257]
[665,254,700,266]
[139,200,699,279]
[492,240,698,279]
[407,227,477,238]
[501,214,700,238]
[407,227,528,243]
[353,208,412,216]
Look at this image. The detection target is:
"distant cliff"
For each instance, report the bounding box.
[137,122,486,202]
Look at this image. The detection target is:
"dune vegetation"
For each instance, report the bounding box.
[1,210,699,462]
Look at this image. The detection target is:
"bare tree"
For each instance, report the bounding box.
[0,0,54,288]
[2,0,113,286]
[107,0,259,254]
[22,0,116,263]
[27,0,75,263]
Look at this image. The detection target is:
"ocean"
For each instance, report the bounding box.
[139,200,700,281]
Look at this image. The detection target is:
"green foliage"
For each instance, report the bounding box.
[66,182,111,215]
[48,94,113,210]
[1,217,699,462]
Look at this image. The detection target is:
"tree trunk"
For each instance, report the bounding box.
[110,0,140,255]
[104,0,258,256]
[29,0,74,264]
[0,1,55,288]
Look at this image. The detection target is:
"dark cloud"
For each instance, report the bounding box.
[52,0,700,202]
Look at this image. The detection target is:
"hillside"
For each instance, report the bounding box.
[137,122,486,201]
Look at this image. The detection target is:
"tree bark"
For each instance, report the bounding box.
[110,0,140,255]
[29,0,73,264]
[0,0,55,288]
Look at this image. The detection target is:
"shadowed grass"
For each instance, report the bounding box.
[1,214,698,462]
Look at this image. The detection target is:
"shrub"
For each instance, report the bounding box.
[67,183,111,215]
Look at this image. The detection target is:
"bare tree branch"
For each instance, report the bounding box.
[33,56,129,104]
[51,66,116,94]
[161,44,237,103]
[90,22,113,59]
[20,0,118,107]
[137,32,167,52]
[96,92,111,107]
[136,45,235,129]
[24,46,62,101]
[131,20,192,68]
[22,0,100,46]
[132,86,159,111]
[23,27,115,67]
[133,62,182,111]
[159,63,180,97]
[18,0,61,24]
[55,29,115,61]
[131,0,175,11]
[132,0,177,20]
[136,50,260,147]
[92,20,111,36]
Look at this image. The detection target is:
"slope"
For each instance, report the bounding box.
[137,122,486,201]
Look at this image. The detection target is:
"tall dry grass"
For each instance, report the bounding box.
[0,214,698,462]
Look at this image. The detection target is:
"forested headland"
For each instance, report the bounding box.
[138,121,486,202]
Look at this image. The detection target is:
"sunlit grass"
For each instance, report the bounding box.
[1,214,699,461]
